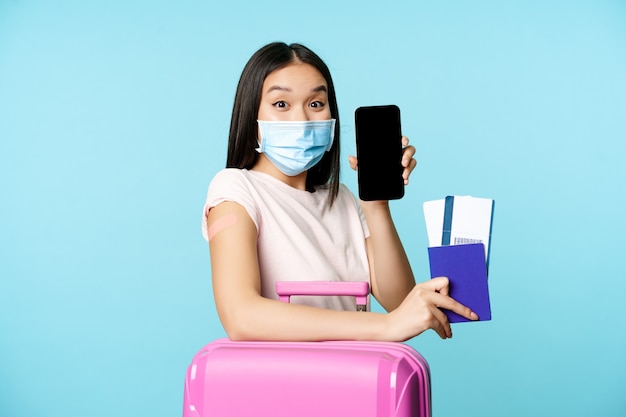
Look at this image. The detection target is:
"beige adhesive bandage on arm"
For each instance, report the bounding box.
[207,213,238,242]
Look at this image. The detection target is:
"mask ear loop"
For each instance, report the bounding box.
[256,120,264,153]
[326,119,337,151]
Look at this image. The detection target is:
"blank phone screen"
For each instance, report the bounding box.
[355,105,404,201]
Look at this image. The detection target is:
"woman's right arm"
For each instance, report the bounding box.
[208,201,476,341]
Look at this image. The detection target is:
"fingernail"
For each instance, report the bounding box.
[471,312,479,320]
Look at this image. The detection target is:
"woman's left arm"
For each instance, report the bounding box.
[350,136,418,311]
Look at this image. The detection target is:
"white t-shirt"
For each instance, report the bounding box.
[202,168,371,311]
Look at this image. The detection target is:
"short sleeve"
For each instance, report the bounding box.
[201,169,260,241]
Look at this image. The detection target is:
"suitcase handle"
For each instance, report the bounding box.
[276,281,369,311]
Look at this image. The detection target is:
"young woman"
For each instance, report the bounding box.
[202,42,477,342]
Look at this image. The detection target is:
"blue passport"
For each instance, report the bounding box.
[428,243,492,323]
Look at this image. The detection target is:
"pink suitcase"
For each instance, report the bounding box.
[183,282,432,417]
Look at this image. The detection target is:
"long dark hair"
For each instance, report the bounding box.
[226,42,341,205]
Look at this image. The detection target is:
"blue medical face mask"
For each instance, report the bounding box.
[256,119,336,177]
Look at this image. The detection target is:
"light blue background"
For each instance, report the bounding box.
[1,1,625,416]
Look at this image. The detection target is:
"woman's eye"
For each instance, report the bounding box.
[273,101,288,108]
[310,101,325,108]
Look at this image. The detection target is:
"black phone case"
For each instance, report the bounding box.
[354,105,404,201]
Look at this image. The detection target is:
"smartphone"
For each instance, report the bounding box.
[354,105,404,201]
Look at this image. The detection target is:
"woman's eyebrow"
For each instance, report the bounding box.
[266,85,291,93]
[265,85,327,94]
